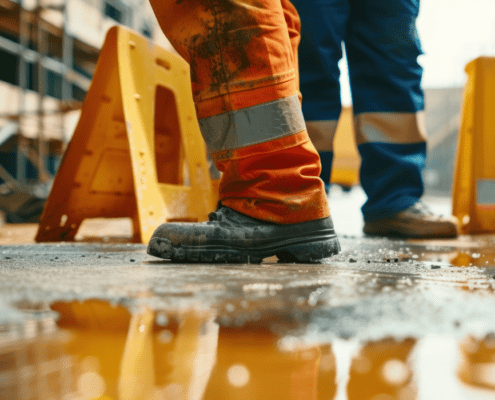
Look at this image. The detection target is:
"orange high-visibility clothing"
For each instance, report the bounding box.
[149,0,330,223]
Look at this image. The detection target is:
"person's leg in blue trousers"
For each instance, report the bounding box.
[345,0,426,222]
[290,0,349,192]
[294,0,426,218]
[294,0,458,237]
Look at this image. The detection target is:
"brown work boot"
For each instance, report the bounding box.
[363,201,460,239]
[148,206,340,263]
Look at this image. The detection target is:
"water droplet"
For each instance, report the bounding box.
[227,364,250,387]
[381,359,410,386]
[77,372,106,398]
[156,314,169,326]
[158,330,174,344]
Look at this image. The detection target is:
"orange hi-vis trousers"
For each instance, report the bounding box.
[149,0,330,224]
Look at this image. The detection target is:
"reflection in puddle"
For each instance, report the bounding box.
[204,327,321,400]
[450,249,495,268]
[0,317,72,399]
[347,338,416,400]
[458,335,495,390]
[318,344,337,400]
[2,300,495,399]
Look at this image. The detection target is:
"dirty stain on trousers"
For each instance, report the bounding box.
[149,0,329,224]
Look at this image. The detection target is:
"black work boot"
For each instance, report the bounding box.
[147,206,340,263]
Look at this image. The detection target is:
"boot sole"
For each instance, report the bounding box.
[147,234,340,264]
[363,222,459,239]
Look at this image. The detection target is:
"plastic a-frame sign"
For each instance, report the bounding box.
[331,106,360,188]
[452,57,495,233]
[36,26,216,243]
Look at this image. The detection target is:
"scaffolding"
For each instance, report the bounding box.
[0,0,97,195]
[0,0,173,221]
[0,0,100,222]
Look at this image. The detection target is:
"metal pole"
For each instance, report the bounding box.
[0,164,23,192]
[62,0,73,102]
[61,0,73,143]
[36,0,47,183]
[17,0,28,185]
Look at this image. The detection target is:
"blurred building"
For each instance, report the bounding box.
[0,315,73,399]
[0,0,174,221]
[0,0,173,193]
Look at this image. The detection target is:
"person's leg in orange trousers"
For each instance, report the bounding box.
[147,0,340,263]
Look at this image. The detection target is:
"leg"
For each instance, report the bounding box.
[290,0,350,190]
[150,0,327,224]
[346,0,425,220]
[345,0,458,237]
[281,0,302,98]
[147,0,340,262]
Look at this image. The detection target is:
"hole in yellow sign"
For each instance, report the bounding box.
[154,85,190,186]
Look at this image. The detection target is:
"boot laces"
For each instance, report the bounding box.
[407,201,434,216]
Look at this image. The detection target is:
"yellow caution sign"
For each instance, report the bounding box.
[36,27,216,243]
[452,57,495,233]
[331,106,361,188]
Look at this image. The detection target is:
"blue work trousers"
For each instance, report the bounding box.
[291,0,427,222]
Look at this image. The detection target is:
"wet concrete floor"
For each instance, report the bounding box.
[1,227,495,399]
[0,188,494,399]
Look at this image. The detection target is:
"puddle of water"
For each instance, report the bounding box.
[346,338,416,400]
[450,250,495,268]
[458,335,495,390]
[2,300,495,400]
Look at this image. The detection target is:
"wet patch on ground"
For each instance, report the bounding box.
[1,235,495,398]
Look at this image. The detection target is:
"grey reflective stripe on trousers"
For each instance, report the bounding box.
[354,112,427,144]
[199,94,306,154]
